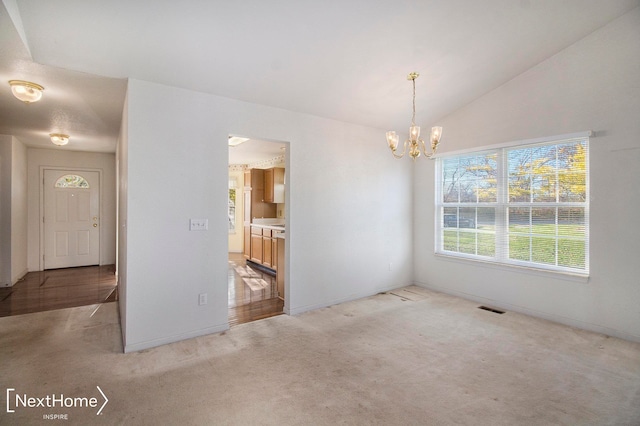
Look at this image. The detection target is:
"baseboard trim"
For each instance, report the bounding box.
[288,283,410,316]
[413,280,640,343]
[123,323,230,353]
[11,269,28,286]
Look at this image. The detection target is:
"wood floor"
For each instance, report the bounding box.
[0,265,117,317]
[0,257,282,325]
[0,253,284,326]
[228,252,283,326]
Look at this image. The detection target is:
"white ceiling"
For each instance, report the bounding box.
[1,0,638,154]
[229,138,286,165]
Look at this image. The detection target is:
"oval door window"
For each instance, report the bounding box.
[54,174,90,189]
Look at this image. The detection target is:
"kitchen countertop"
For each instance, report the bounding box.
[250,223,285,231]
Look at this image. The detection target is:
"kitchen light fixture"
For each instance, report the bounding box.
[228,136,249,147]
[49,133,70,146]
[386,72,442,160]
[8,80,44,104]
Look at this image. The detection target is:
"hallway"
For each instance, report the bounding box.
[0,265,117,317]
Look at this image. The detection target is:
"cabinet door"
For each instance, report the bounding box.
[276,238,285,300]
[271,236,278,271]
[263,236,272,268]
[264,169,274,203]
[251,234,263,264]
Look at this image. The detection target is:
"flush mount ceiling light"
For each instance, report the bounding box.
[8,80,44,104]
[49,133,70,146]
[228,136,249,147]
[386,72,442,160]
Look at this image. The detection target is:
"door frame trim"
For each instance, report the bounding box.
[39,166,104,271]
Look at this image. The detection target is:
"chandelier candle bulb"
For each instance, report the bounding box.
[410,126,420,140]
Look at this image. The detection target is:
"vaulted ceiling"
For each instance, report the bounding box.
[1,0,638,153]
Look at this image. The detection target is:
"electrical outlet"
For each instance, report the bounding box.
[199,293,208,305]
[389,262,393,271]
[190,218,208,231]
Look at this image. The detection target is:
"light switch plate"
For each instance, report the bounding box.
[190,218,208,231]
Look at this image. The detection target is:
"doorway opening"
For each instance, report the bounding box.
[228,136,288,326]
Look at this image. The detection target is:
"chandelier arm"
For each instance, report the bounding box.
[391,139,409,159]
[419,138,436,159]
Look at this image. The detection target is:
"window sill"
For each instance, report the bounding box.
[434,252,590,283]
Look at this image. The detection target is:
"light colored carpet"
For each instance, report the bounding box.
[1,286,639,425]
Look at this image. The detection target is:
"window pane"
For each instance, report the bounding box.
[532,207,556,235]
[443,230,458,251]
[459,207,477,229]
[55,174,89,188]
[509,207,530,234]
[558,142,587,202]
[508,148,531,202]
[477,207,495,231]
[478,233,495,257]
[459,178,477,203]
[228,188,236,232]
[442,158,461,203]
[532,237,556,265]
[443,207,458,228]
[532,174,557,202]
[459,231,476,254]
[558,239,586,269]
[509,235,530,261]
[558,208,585,237]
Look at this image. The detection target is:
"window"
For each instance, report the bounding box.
[228,178,237,233]
[55,174,90,188]
[436,135,589,275]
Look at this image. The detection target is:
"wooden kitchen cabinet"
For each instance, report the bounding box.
[244,169,276,219]
[264,167,285,204]
[263,229,273,268]
[276,236,285,300]
[250,226,263,264]
[271,231,280,271]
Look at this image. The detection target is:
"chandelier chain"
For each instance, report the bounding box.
[411,77,417,127]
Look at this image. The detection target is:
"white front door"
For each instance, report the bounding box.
[44,170,100,269]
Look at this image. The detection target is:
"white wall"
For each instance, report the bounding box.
[0,135,28,286]
[122,79,413,352]
[0,135,11,286]
[117,88,129,345]
[11,137,27,283]
[27,148,117,271]
[414,8,640,342]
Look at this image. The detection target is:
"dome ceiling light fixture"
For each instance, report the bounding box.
[49,133,70,146]
[8,80,45,104]
[386,72,443,160]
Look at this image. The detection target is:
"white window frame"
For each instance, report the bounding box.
[229,177,238,234]
[435,132,590,277]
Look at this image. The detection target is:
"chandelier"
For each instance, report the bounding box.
[386,72,442,160]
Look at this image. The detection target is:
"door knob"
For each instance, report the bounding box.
[93,223,98,227]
